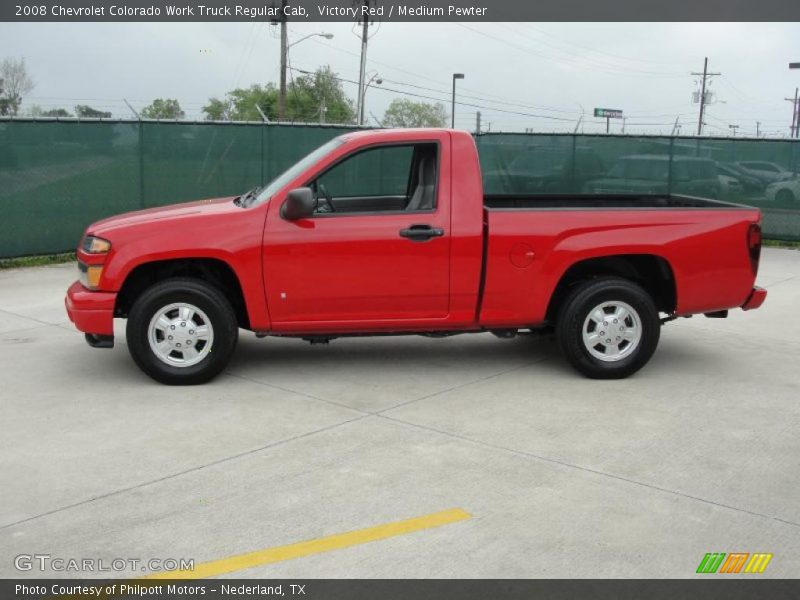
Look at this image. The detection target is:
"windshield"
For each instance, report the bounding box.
[249,137,346,206]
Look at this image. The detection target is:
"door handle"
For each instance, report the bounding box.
[399,224,445,241]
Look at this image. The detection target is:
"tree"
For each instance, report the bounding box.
[0,57,35,116]
[382,99,447,128]
[27,105,72,117]
[141,98,185,120]
[42,108,72,118]
[75,104,112,118]
[201,66,355,123]
[203,84,277,122]
[287,66,354,123]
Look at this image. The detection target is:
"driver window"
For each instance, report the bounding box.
[311,143,437,215]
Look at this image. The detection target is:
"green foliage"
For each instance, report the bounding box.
[27,105,72,118]
[141,98,185,120]
[0,252,75,269]
[382,99,448,128]
[74,105,112,119]
[202,66,354,124]
[203,84,277,122]
[42,108,72,117]
[287,65,354,123]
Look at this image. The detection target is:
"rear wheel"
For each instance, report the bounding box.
[776,189,795,204]
[126,278,238,385]
[556,277,660,379]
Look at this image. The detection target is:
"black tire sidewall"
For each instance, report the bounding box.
[557,278,660,379]
[126,278,238,385]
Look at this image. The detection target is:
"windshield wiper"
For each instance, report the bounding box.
[234,186,262,207]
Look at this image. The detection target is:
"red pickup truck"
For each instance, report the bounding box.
[65,129,766,385]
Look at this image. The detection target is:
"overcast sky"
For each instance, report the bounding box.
[3,21,800,136]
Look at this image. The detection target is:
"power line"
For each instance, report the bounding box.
[291,66,577,123]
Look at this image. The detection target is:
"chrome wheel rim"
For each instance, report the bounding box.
[582,301,642,362]
[148,303,213,367]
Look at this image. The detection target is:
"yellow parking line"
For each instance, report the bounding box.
[143,507,472,580]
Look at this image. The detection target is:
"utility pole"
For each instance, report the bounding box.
[475,111,481,135]
[729,124,739,137]
[756,121,761,138]
[692,57,721,135]
[787,89,799,138]
[355,0,371,126]
[278,0,288,121]
[451,73,464,128]
[671,116,681,136]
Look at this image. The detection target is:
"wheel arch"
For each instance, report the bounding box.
[115,257,250,330]
[546,254,677,322]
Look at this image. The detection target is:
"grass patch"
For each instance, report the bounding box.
[0,252,76,270]
[763,239,800,249]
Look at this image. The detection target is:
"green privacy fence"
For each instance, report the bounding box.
[477,133,800,242]
[1,119,799,257]
[0,119,357,257]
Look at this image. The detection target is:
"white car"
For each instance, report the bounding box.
[765,178,800,203]
[735,161,794,184]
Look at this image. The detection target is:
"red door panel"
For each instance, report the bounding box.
[263,212,450,327]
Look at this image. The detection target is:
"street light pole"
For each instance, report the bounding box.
[360,72,382,126]
[451,73,464,129]
[278,0,288,121]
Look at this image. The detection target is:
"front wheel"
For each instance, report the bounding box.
[127,278,239,385]
[556,278,660,379]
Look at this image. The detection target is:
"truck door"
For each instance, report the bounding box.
[263,138,451,329]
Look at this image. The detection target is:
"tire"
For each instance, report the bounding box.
[776,189,795,204]
[556,277,660,379]
[126,278,239,385]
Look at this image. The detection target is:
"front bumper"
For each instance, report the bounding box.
[65,281,117,337]
[741,286,768,311]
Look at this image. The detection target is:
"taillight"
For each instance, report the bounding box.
[747,223,761,274]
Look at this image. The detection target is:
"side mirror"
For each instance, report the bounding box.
[281,187,316,220]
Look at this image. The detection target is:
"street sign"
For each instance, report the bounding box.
[790,63,800,69]
[594,108,623,118]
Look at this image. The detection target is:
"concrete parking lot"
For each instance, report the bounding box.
[0,248,798,579]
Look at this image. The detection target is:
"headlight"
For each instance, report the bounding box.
[82,235,112,254]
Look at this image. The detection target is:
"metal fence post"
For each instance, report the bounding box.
[667,135,675,196]
[138,121,145,209]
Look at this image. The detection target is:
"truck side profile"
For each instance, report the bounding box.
[65,129,767,384]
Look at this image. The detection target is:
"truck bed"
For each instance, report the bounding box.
[478,195,761,329]
[484,193,743,210]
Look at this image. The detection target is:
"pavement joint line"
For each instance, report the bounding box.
[0,306,61,328]
[759,274,799,288]
[0,323,58,336]
[141,508,472,579]
[226,356,546,418]
[377,414,800,529]
[375,359,546,415]
[0,414,371,531]
[223,370,367,415]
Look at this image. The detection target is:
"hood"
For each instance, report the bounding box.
[88,196,237,236]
